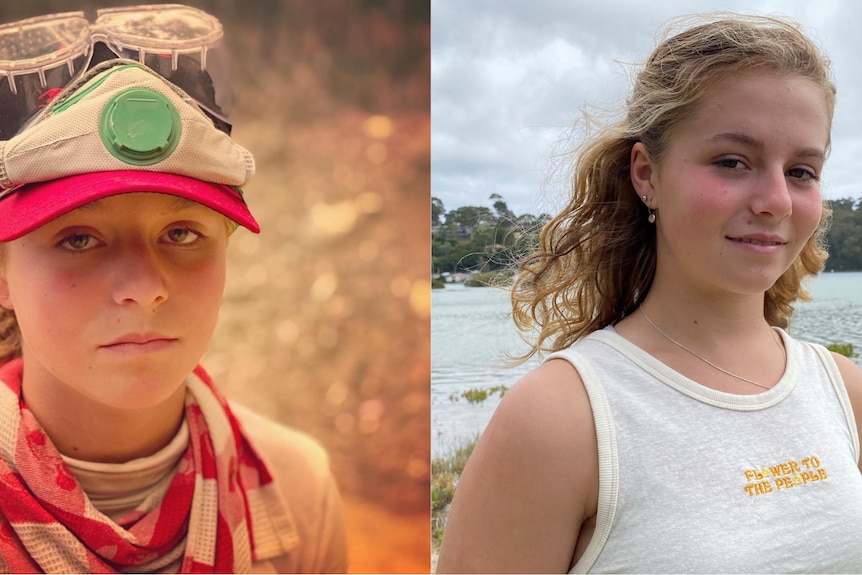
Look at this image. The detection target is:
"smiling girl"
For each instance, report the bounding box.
[0,27,345,575]
[437,13,862,574]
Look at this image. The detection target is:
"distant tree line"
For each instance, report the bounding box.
[432,196,862,275]
[431,194,550,274]
[824,198,862,271]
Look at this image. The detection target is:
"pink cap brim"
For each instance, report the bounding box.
[0,170,260,241]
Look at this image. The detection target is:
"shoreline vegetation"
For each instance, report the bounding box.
[430,343,859,566]
[432,270,508,289]
[432,196,862,283]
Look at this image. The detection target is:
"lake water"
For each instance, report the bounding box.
[430,271,862,457]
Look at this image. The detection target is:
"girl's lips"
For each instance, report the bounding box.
[727,235,787,253]
[101,334,178,353]
[101,339,178,353]
[731,237,785,246]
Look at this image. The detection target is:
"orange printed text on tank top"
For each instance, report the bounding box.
[743,456,828,497]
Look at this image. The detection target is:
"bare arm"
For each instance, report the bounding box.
[436,358,599,573]
[831,352,862,474]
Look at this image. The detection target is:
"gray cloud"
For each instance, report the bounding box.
[432,0,862,216]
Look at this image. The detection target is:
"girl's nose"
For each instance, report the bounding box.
[111,244,169,308]
[751,167,793,220]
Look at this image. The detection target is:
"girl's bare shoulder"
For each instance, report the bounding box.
[830,351,862,472]
[437,358,598,573]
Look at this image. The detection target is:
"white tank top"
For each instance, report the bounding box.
[547,328,862,573]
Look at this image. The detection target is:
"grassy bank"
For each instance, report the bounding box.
[431,437,477,555]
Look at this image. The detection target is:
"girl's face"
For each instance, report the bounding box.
[632,71,829,298]
[0,193,228,410]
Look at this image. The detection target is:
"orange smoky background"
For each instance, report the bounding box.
[0,1,431,573]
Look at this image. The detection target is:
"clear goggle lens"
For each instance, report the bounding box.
[0,4,230,140]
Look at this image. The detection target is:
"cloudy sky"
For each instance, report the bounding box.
[432,0,862,217]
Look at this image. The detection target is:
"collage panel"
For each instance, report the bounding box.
[432,0,862,573]
[0,1,429,573]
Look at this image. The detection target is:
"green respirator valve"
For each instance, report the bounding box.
[99,88,181,165]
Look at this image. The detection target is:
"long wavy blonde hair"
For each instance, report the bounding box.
[511,13,835,362]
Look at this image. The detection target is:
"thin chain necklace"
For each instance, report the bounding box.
[639,306,785,391]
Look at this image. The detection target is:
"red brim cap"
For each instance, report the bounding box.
[0,170,260,242]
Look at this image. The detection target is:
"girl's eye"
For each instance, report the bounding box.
[164,227,201,245]
[716,158,746,170]
[59,233,97,251]
[787,167,819,182]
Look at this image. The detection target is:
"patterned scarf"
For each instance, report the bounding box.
[0,359,283,573]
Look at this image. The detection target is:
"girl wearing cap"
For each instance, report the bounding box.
[0,38,345,575]
[437,13,862,574]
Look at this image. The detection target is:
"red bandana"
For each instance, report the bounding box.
[0,360,280,573]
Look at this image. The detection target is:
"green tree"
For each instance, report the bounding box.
[432,196,551,275]
[825,198,862,271]
[432,196,445,227]
[492,199,516,227]
[444,205,496,237]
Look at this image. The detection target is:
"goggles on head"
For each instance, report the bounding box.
[0,3,231,140]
